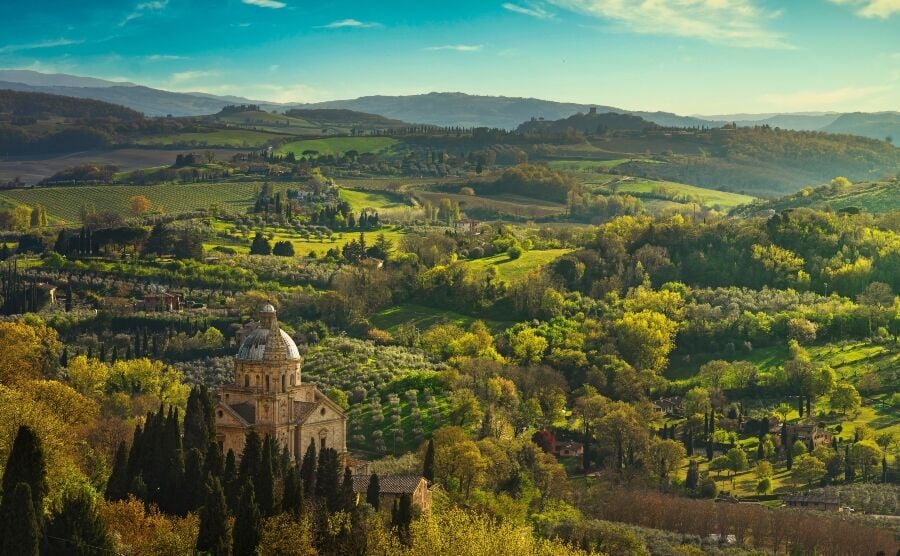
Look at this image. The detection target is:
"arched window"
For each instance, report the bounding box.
[265,375,270,392]
[281,374,286,392]
[244,375,249,387]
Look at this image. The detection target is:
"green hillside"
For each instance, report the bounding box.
[276,136,400,157]
[737,178,900,215]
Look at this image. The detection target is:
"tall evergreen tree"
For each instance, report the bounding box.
[0,425,47,523]
[223,449,239,513]
[104,441,129,502]
[205,440,224,479]
[316,448,340,511]
[1,483,39,556]
[391,493,413,544]
[44,489,114,556]
[239,431,262,486]
[282,466,303,516]
[256,436,277,517]
[196,477,231,556]
[300,439,317,497]
[184,387,211,454]
[366,473,381,510]
[184,448,207,514]
[232,481,262,556]
[341,466,355,513]
[423,439,434,483]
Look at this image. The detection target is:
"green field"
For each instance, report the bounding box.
[467,248,572,281]
[339,189,411,211]
[548,158,656,171]
[0,181,299,222]
[615,178,755,208]
[207,220,408,257]
[133,129,288,148]
[416,190,567,219]
[371,303,509,333]
[275,137,400,157]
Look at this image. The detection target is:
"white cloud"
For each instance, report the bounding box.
[830,0,900,18]
[145,54,185,61]
[760,84,893,111]
[0,38,83,54]
[425,44,484,52]
[548,0,791,48]
[502,2,554,19]
[120,0,169,26]
[241,0,286,8]
[317,19,380,29]
[170,70,218,83]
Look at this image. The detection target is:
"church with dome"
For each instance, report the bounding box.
[214,304,347,462]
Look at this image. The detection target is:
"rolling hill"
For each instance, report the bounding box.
[734,178,900,215]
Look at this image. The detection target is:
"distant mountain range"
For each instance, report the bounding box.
[0,69,897,141]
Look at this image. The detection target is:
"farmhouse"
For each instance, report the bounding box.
[787,422,833,449]
[351,474,432,515]
[556,441,584,458]
[136,291,183,312]
[782,494,841,512]
[214,304,347,462]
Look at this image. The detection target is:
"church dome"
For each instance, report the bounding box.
[235,305,301,361]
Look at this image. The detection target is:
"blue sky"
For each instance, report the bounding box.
[1,0,898,114]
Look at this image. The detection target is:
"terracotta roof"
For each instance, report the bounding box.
[351,474,424,495]
[229,402,256,424]
[294,401,318,423]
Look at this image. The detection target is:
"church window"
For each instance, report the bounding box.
[281,374,285,392]
[244,375,249,387]
[265,375,270,392]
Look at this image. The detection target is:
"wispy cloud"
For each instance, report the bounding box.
[0,38,83,54]
[548,0,791,49]
[502,2,554,19]
[241,0,286,8]
[145,54,185,61]
[425,44,484,52]
[170,70,218,83]
[760,84,893,110]
[120,0,169,26]
[829,0,900,19]
[317,19,380,29]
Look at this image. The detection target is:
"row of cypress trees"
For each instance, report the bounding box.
[104,385,410,554]
[0,425,113,555]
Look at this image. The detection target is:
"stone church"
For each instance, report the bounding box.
[214,304,347,461]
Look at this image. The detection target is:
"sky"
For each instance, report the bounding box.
[1,0,898,115]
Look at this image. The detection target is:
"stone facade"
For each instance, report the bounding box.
[214,304,347,461]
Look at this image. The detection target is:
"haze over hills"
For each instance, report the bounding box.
[0,70,897,141]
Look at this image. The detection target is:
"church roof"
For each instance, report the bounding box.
[229,402,256,424]
[236,305,301,362]
[351,474,425,495]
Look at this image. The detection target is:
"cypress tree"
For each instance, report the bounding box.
[104,441,129,501]
[392,493,413,544]
[366,473,381,510]
[341,466,355,513]
[184,448,207,513]
[317,448,340,511]
[786,435,794,471]
[161,407,185,515]
[282,466,303,516]
[184,387,210,454]
[224,449,239,513]
[44,489,114,556]
[685,460,699,490]
[1,483,39,556]
[205,440,224,479]
[196,477,231,556]
[0,425,47,522]
[256,436,276,517]
[423,439,434,483]
[844,445,855,482]
[232,481,262,556]
[300,439,317,497]
[239,431,262,485]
